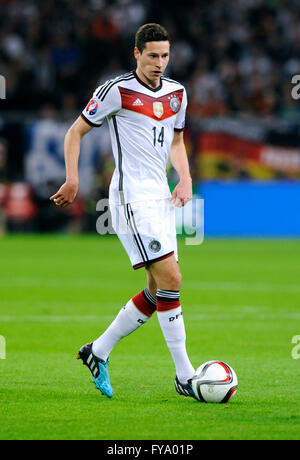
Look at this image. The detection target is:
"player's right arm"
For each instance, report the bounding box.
[50,78,121,207]
[50,116,92,208]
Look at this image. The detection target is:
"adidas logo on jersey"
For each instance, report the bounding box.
[132,98,144,106]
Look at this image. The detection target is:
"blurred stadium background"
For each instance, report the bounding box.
[0,0,300,237]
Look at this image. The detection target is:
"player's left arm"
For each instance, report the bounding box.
[169,130,192,207]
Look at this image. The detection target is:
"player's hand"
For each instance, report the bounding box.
[171,177,192,207]
[50,181,78,208]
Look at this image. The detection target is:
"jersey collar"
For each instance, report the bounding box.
[132,70,163,92]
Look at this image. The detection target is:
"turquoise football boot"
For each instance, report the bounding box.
[174,376,196,399]
[77,342,113,398]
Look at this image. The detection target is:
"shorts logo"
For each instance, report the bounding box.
[153,101,164,118]
[149,239,161,253]
[170,96,180,113]
[86,99,98,115]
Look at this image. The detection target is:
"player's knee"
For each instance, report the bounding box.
[167,270,182,290]
[150,260,182,291]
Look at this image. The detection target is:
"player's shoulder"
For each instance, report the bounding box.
[94,72,135,101]
[161,75,186,91]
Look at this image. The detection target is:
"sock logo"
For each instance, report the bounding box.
[137,318,145,324]
[169,312,183,322]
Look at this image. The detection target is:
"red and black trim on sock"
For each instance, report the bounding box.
[156,289,180,312]
[132,288,156,317]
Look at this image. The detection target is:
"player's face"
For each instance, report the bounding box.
[134,41,170,87]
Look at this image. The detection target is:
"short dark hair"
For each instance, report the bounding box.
[135,23,169,53]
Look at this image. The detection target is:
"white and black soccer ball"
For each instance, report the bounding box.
[191,360,238,403]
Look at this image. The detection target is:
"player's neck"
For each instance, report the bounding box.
[135,68,161,89]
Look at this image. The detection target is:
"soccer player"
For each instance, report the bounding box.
[50,23,196,399]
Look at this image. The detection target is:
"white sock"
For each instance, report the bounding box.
[157,305,195,384]
[92,299,150,361]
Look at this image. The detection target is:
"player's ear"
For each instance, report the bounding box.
[134,47,140,61]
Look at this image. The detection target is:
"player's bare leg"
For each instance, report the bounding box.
[148,255,195,397]
[146,266,157,298]
[148,255,182,291]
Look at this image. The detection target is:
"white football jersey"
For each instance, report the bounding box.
[81,71,187,204]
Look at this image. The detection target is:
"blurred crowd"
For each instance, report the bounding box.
[1,0,300,233]
[1,0,300,120]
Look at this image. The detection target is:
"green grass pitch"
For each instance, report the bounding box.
[0,235,300,440]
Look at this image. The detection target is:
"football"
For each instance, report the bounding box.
[191,361,238,403]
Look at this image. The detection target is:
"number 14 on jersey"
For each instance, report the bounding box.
[152,126,165,147]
